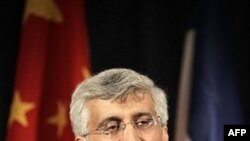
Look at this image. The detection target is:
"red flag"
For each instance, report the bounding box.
[6,0,90,140]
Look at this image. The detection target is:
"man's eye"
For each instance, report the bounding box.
[102,121,120,135]
[135,118,154,129]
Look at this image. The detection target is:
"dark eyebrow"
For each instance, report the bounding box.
[96,112,154,128]
[132,112,153,119]
[97,116,122,128]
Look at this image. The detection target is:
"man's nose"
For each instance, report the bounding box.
[121,124,143,141]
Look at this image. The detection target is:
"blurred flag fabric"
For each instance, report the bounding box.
[5,0,91,141]
[175,0,245,141]
[188,0,245,141]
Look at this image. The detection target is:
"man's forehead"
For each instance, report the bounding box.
[86,92,155,115]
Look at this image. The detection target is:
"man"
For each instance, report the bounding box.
[70,68,169,141]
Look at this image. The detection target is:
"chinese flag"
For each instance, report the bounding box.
[6,0,90,141]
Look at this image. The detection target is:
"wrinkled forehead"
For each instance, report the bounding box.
[85,90,156,113]
[85,90,155,114]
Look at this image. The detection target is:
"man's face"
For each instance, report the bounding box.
[75,91,169,141]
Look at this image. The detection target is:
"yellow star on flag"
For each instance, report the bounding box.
[82,67,91,79]
[23,0,63,23]
[47,101,67,137]
[8,91,35,127]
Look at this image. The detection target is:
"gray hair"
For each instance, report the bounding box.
[69,68,168,136]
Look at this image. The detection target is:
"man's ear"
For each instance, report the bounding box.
[162,126,169,141]
[75,136,86,141]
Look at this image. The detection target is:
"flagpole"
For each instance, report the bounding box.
[174,29,195,141]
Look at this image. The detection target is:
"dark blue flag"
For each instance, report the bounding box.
[188,0,245,141]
